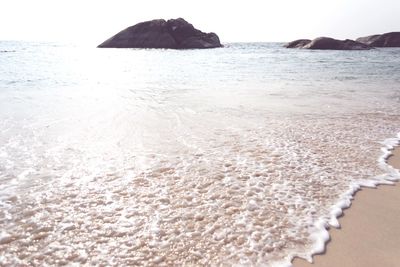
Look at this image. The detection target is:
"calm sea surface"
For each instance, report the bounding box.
[0,41,400,266]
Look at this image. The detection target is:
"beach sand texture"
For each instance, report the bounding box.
[293,146,400,267]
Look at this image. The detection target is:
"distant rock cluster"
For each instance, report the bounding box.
[285,32,400,50]
[98,18,222,49]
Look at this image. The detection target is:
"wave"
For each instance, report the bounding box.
[288,132,400,266]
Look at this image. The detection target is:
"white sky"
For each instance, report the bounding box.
[0,0,399,44]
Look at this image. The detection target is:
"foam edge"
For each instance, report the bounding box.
[286,132,400,267]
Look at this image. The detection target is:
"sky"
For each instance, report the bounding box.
[0,0,399,44]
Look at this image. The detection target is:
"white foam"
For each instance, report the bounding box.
[287,132,400,266]
[1,117,399,266]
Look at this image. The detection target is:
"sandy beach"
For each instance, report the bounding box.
[293,146,400,267]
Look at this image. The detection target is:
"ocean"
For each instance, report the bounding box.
[0,41,399,266]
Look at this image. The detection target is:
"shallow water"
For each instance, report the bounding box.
[0,41,400,266]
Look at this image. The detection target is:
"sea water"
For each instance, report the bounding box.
[0,41,399,266]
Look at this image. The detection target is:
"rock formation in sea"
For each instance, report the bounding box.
[356,32,400,47]
[284,39,311,48]
[285,37,371,50]
[98,18,222,49]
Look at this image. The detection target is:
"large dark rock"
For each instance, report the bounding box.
[356,32,400,47]
[98,18,222,49]
[285,37,371,50]
[284,39,311,48]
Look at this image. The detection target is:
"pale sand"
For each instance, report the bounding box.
[292,146,400,267]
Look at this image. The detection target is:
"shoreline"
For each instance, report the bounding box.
[292,145,400,267]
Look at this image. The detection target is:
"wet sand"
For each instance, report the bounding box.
[293,146,400,267]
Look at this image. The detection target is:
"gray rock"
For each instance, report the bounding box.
[356,32,400,47]
[98,18,222,49]
[304,37,371,50]
[285,37,371,50]
[284,39,311,48]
